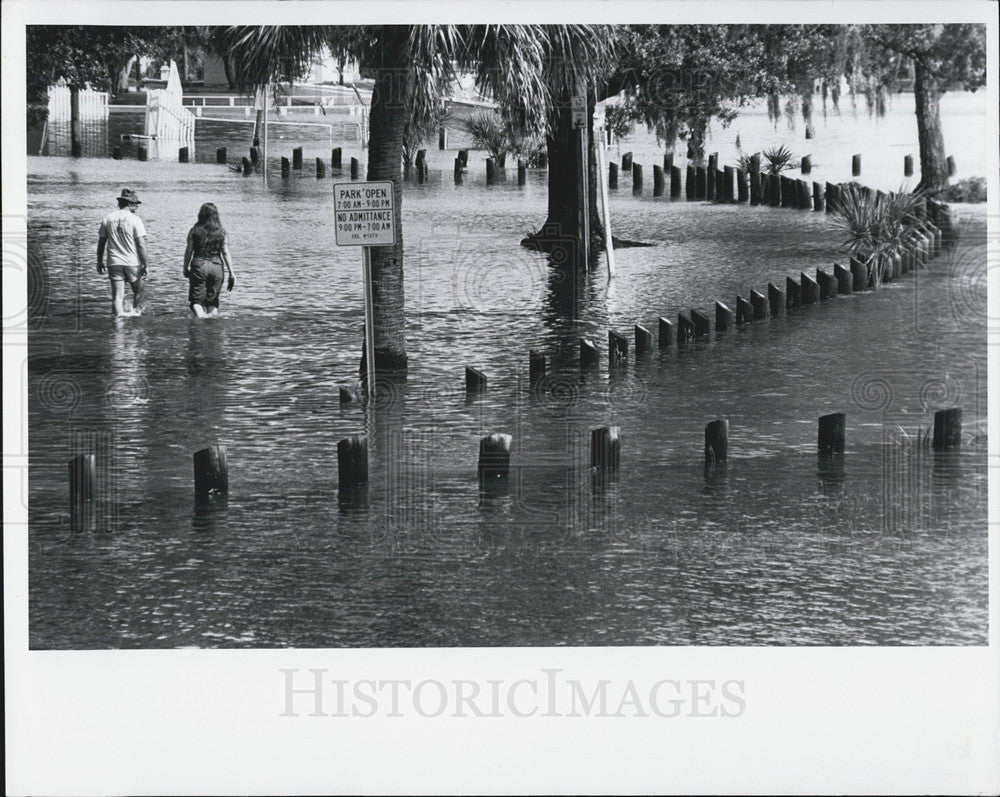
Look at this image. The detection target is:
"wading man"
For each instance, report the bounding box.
[97,188,149,317]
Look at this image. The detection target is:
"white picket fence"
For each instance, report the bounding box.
[145,89,196,142]
[47,84,109,121]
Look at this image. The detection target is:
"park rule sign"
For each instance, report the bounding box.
[333,181,396,246]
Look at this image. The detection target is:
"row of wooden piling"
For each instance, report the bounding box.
[65,400,964,517]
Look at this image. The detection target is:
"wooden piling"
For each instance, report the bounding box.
[767,283,784,316]
[904,154,913,177]
[851,153,861,176]
[635,324,654,355]
[704,419,728,464]
[800,154,811,175]
[750,289,769,320]
[250,146,259,165]
[438,125,448,150]
[652,165,664,196]
[691,309,711,337]
[291,147,303,169]
[715,301,734,331]
[706,153,718,200]
[818,413,846,455]
[812,182,824,212]
[332,147,342,169]
[241,156,252,176]
[816,268,837,300]
[458,149,469,168]
[137,145,148,162]
[798,180,812,210]
[280,157,290,177]
[517,159,526,186]
[632,163,643,195]
[193,445,228,496]
[621,151,633,172]
[478,433,513,484]
[454,157,463,184]
[113,146,122,160]
[749,153,762,205]
[529,350,546,385]
[834,263,853,295]
[946,155,956,176]
[486,158,496,183]
[932,408,962,450]
[178,146,189,163]
[825,182,838,213]
[339,386,358,404]
[677,313,695,343]
[736,168,748,203]
[316,157,326,178]
[608,162,619,189]
[216,147,227,164]
[800,272,820,304]
[608,331,628,366]
[69,453,96,508]
[686,165,696,200]
[786,276,801,309]
[670,166,682,198]
[735,295,753,325]
[780,175,794,208]
[664,153,674,172]
[465,366,487,394]
[850,256,867,291]
[337,435,368,491]
[350,157,360,179]
[769,173,781,207]
[591,426,620,471]
[580,338,599,368]
[658,317,674,348]
[722,166,735,202]
[695,167,707,200]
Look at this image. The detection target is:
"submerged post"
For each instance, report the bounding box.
[800,272,820,304]
[704,419,728,464]
[933,408,962,450]
[316,157,326,178]
[749,290,769,320]
[749,153,762,205]
[715,301,734,331]
[591,426,620,471]
[609,330,628,366]
[280,156,290,177]
[608,162,619,190]
[677,313,695,343]
[529,350,546,385]
[242,157,253,176]
[735,295,753,325]
[632,163,643,195]
[670,165,682,198]
[580,338,599,368]
[852,153,861,176]
[193,445,228,496]
[658,317,674,348]
[69,453,96,509]
[518,158,526,186]
[350,157,360,179]
[337,435,368,491]
[216,147,227,164]
[904,154,913,177]
[292,147,303,169]
[486,158,496,184]
[478,433,512,483]
[834,263,853,295]
[786,277,801,309]
[178,146,189,163]
[818,413,846,455]
[800,154,811,174]
[767,283,784,316]
[332,147,342,169]
[635,324,654,356]
[465,366,487,395]
[653,165,664,196]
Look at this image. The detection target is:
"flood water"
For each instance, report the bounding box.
[26,96,988,648]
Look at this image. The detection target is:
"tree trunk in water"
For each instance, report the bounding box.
[914,62,949,193]
[687,115,708,166]
[521,90,605,260]
[361,43,411,374]
[70,85,82,157]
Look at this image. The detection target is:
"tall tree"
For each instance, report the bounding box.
[214,25,580,374]
[865,24,986,193]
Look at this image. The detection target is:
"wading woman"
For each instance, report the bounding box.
[183,202,235,317]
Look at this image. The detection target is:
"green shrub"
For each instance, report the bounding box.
[939,177,986,203]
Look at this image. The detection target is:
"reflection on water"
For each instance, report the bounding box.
[26,145,987,648]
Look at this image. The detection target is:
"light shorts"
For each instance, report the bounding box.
[107,264,143,283]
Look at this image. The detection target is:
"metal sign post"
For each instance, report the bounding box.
[572,94,590,269]
[334,180,396,399]
[596,133,616,278]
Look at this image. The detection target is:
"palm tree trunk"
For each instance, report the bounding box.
[522,91,605,260]
[913,61,949,193]
[362,44,412,374]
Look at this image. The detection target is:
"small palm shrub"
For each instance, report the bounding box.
[762,145,795,175]
[832,184,925,287]
[462,111,515,166]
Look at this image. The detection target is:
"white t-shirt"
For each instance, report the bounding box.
[99,208,147,267]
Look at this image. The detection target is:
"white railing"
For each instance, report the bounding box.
[47,85,109,121]
[145,89,196,142]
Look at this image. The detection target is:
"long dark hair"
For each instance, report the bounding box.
[192,202,226,252]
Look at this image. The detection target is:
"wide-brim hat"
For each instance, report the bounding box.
[118,188,141,205]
